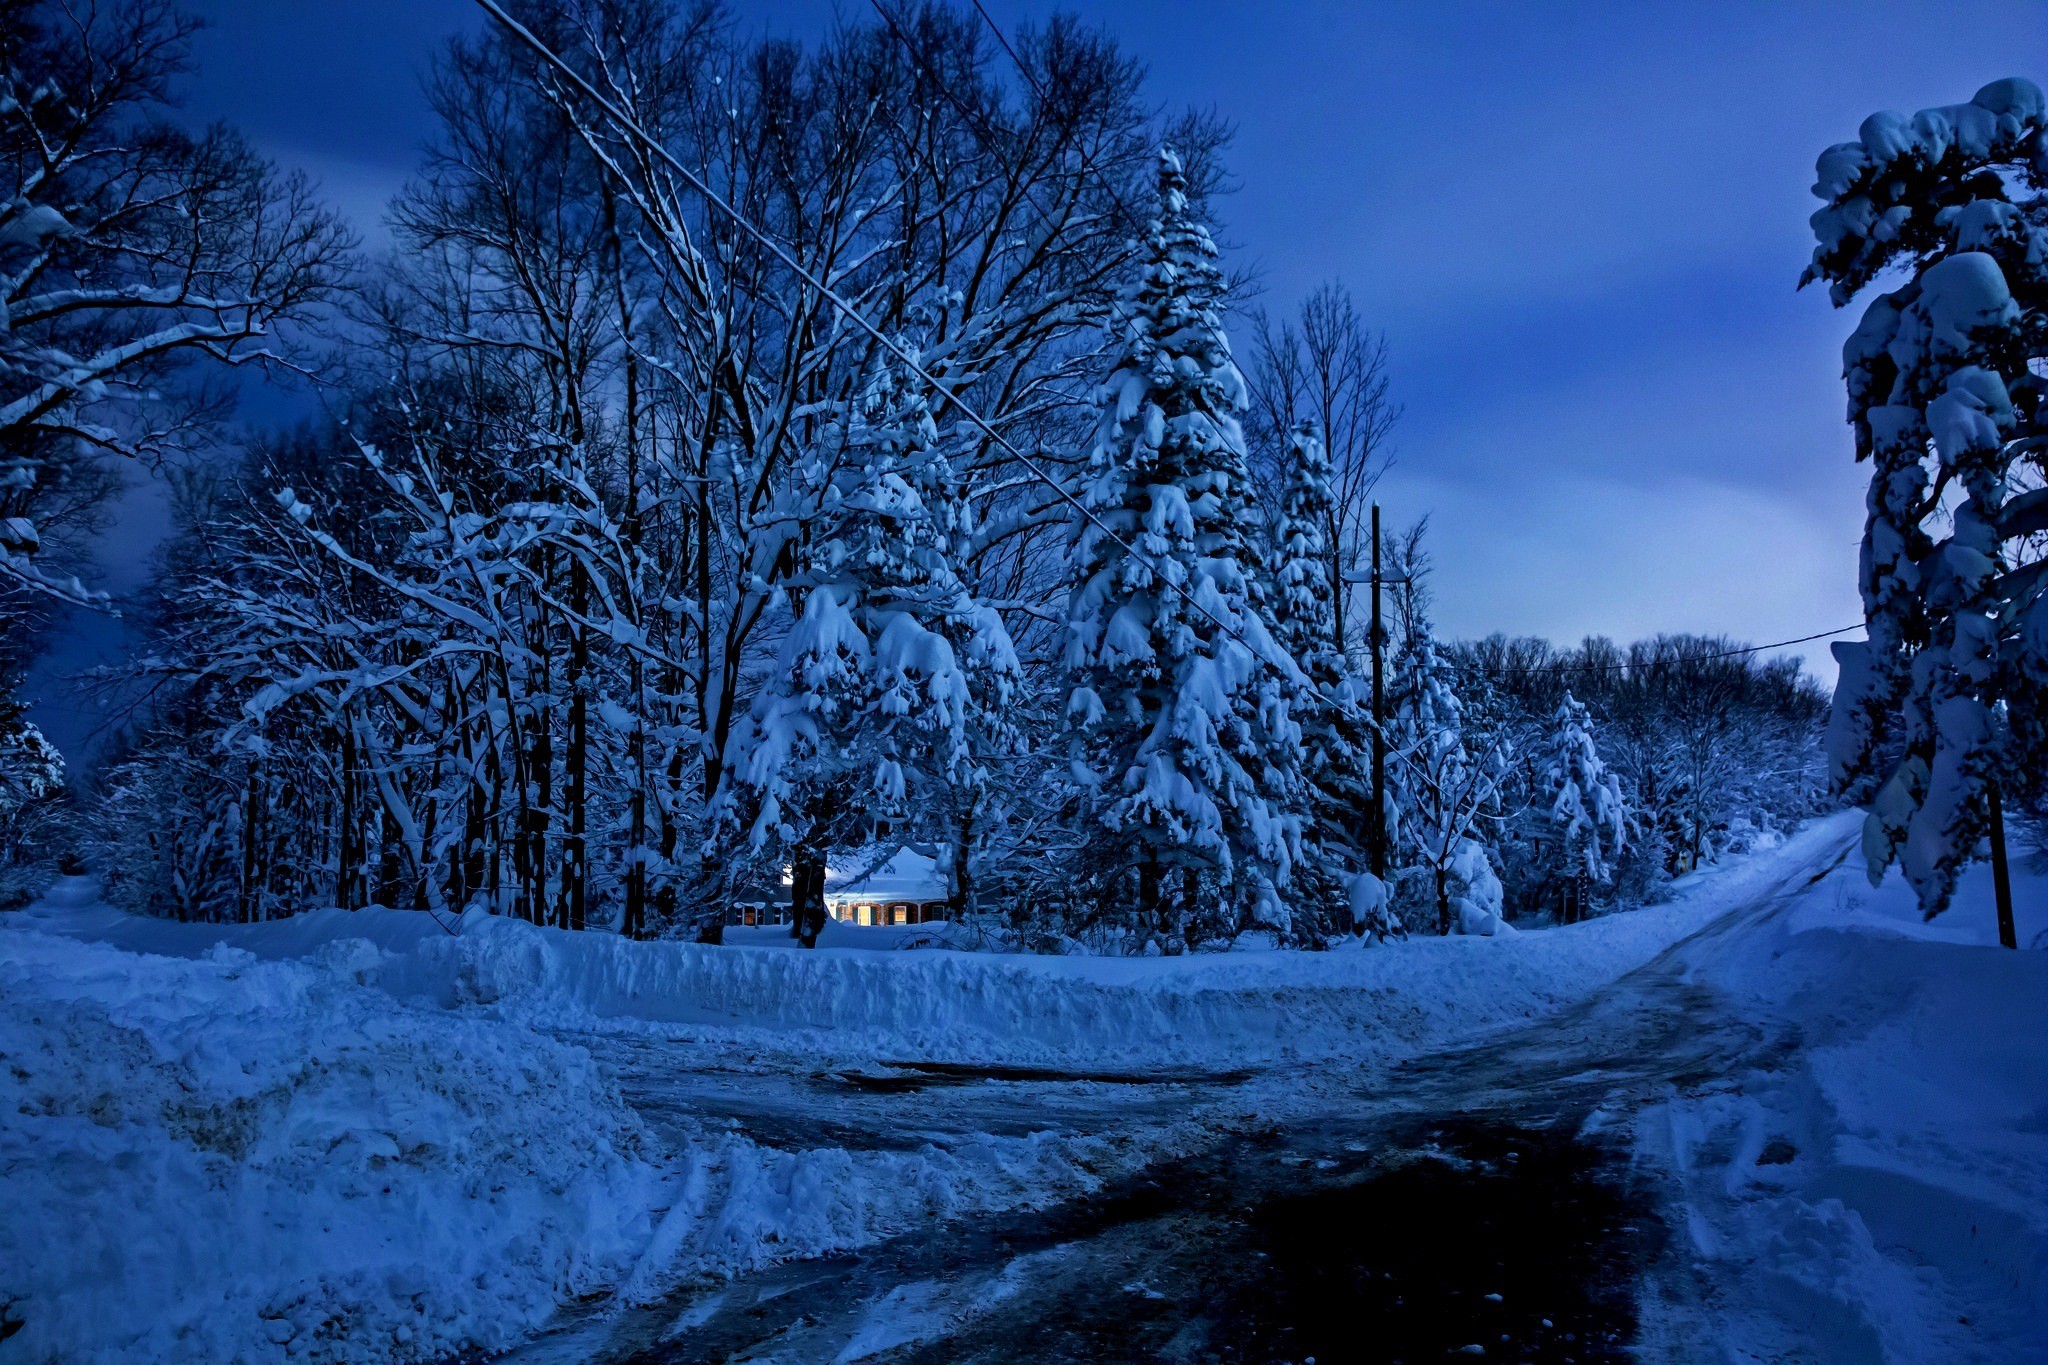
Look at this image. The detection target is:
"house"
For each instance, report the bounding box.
[824,846,952,925]
[724,846,952,928]
[726,881,792,928]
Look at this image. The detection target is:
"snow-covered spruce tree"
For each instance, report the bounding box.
[1802,78,2047,930]
[1387,627,1508,936]
[719,356,1022,947]
[1064,148,1303,947]
[1541,690,1627,922]
[0,696,65,908]
[1269,418,1390,939]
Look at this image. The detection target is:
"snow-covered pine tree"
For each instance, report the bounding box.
[720,355,1022,946]
[1801,78,2047,933]
[0,698,65,909]
[1269,419,1389,938]
[1387,627,1508,935]
[1064,148,1302,946]
[1541,690,1627,921]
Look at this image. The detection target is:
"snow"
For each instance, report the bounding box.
[4,817,1983,1361]
[23,821,1860,1077]
[826,845,947,901]
[0,914,661,1363]
[1635,833,2047,1362]
[0,889,1133,1364]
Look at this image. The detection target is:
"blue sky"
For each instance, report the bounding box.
[25,0,2047,763]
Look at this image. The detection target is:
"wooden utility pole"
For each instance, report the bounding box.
[1989,783,2018,950]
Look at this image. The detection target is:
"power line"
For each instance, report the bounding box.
[462,0,1500,835]
[957,6,1861,693]
[967,0,1149,237]
[467,0,1845,833]
[470,0,1308,696]
[863,0,1144,345]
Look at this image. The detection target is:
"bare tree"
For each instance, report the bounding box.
[1246,282,1399,660]
[0,0,352,605]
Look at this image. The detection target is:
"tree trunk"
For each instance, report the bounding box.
[609,179,648,943]
[565,566,590,933]
[1990,782,2018,950]
[949,795,977,919]
[337,720,364,911]
[376,805,404,909]
[461,740,488,911]
[528,652,554,927]
[238,757,263,925]
[624,656,648,941]
[791,845,828,947]
[485,731,506,914]
[1138,856,1161,936]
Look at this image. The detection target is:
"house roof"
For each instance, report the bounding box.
[824,846,947,902]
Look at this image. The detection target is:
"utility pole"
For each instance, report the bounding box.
[1989,783,2018,950]
[1344,505,1405,883]
[1369,502,1387,880]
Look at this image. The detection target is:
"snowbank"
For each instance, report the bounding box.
[1636,838,2047,1362]
[26,816,1861,1076]
[0,928,660,1364]
[0,818,1871,1362]
[0,918,1129,1364]
[403,815,1861,1070]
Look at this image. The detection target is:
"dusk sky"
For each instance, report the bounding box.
[27,0,2047,761]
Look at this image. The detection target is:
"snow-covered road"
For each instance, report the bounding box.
[492,830,1869,1363]
[7,816,2038,1364]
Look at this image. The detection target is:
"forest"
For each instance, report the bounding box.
[0,0,1970,954]
[4,3,2046,1362]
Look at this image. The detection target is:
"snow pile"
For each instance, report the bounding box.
[30,819,1861,1077]
[1637,841,2047,1362]
[359,818,1853,1070]
[0,900,1140,1364]
[0,927,662,1364]
[0,820,1879,1362]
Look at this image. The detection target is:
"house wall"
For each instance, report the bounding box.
[828,900,950,926]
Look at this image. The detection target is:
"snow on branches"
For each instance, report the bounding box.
[1271,419,1383,938]
[718,356,1022,943]
[0,1,349,602]
[1542,690,1627,890]
[1062,148,1303,943]
[1803,76,2047,917]
[1388,628,1509,936]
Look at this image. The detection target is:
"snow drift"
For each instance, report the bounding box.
[1636,837,2047,1363]
[0,929,660,1363]
[1,816,1869,1363]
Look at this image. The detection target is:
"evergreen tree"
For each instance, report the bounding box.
[1541,690,1627,920]
[721,357,1021,945]
[1064,148,1301,945]
[1802,77,2047,927]
[0,696,65,908]
[1388,627,1508,935]
[1270,419,1388,938]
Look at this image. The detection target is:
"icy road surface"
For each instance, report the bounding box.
[495,837,1854,1364]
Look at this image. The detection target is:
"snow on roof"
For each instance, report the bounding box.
[824,846,947,902]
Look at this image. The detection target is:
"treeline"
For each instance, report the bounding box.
[1443,633,1830,919]
[4,0,1833,946]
